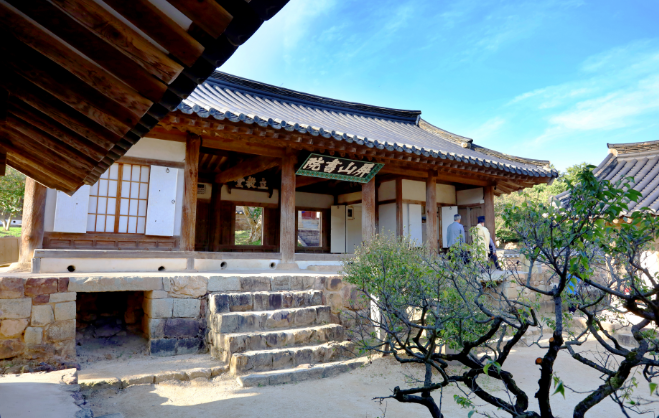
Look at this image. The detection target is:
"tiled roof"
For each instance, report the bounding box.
[177,72,558,178]
[556,140,659,213]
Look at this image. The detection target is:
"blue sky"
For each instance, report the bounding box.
[222,0,659,171]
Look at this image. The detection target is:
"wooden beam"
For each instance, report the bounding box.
[426,172,438,253]
[117,156,185,169]
[279,150,296,264]
[6,114,97,172]
[202,137,286,158]
[484,185,496,243]
[0,2,152,116]
[2,43,136,137]
[0,127,88,186]
[8,98,106,161]
[46,0,182,84]
[362,177,376,242]
[180,134,201,251]
[395,178,403,237]
[0,87,6,125]
[0,74,120,150]
[166,0,232,39]
[200,147,233,158]
[295,175,331,188]
[215,156,280,184]
[102,0,204,68]
[0,151,6,176]
[18,177,47,268]
[6,0,167,103]
[7,154,72,193]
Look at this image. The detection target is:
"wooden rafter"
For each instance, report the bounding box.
[166,0,232,40]
[102,0,205,68]
[295,176,330,188]
[215,156,281,184]
[0,0,289,194]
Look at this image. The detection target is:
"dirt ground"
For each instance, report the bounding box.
[87,341,656,418]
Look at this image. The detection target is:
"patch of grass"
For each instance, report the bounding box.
[235,230,262,246]
[0,226,21,238]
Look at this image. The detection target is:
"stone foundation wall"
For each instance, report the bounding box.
[1,273,365,364]
[0,277,75,362]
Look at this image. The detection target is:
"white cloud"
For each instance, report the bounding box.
[506,40,659,144]
[548,75,659,132]
[280,0,338,51]
[468,116,506,141]
[451,0,584,61]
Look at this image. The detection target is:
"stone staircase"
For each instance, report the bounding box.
[208,285,362,387]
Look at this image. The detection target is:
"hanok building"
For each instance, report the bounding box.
[1,3,559,378]
[31,72,559,273]
[556,140,659,277]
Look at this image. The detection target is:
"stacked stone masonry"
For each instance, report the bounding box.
[206,274,367,383]
[1,273,366,367]
[0,277,75,361]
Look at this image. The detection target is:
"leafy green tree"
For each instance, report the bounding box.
[0,167,25,231]
[343,167,659,418]
[495,163,588,243]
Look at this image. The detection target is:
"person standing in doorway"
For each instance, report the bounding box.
[474,216,491,261]
[446,213,465,247]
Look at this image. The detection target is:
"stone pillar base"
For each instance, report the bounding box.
[275,262,300,270]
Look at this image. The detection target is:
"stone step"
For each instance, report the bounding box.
[212,305,333,334]
[209,290,323,314]
[230,341,354,375]
[213,324,345,362]
[237,357,370,387]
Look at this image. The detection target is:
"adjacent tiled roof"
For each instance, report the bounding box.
[555,140,659,213]
[177,72,558,178]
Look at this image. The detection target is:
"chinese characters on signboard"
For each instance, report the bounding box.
[296,153,384,183]
[232,176,268,190]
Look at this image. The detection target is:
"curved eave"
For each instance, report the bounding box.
[176,102,559,181]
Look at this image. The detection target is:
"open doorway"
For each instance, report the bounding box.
[76,291,147,363]
[234,206,263,246]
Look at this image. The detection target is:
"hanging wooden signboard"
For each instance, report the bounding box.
[296,153,383,183]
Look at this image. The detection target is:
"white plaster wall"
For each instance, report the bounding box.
[437,184,457,204]
[337,191,362,204]
[457,188,484,205]
[378,180,395,201]
[220,185,279,205]
[125,137,185,162]
[386,181,456,204]
[379,203,397,237]
[295,192,333,209]
[346,204,362,254]
[402,180,425,201]
[44,189,57,232]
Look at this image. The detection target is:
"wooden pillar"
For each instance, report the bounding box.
[395,178,403,237]
[209,181,222,252]
[484,185,496,243]
[426,172,438,252]
[362,177,376,242]
[180,134,201,252]
[19,177,47,267]
[279,150,296,264]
